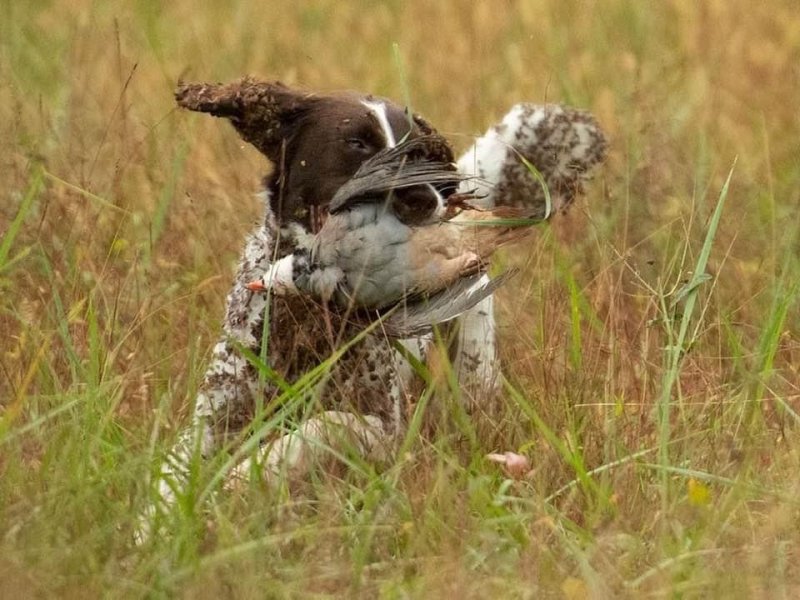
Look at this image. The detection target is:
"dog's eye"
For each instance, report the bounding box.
[346,138,371,153]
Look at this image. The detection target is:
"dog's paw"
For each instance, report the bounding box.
[486,451,532,480]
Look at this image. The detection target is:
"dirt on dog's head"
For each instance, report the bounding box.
[176,77,454,230]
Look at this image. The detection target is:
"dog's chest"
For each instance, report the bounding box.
[263,294,400,421]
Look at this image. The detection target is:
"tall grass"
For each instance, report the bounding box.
[2,0,800,596]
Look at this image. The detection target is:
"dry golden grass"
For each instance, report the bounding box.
[2,0,800,597]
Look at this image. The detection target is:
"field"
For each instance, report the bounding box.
[2,0,800,597]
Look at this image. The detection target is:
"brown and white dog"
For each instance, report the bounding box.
[139,78,606,538]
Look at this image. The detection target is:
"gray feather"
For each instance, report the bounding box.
[329,136,467,214]
[381,270,517,338]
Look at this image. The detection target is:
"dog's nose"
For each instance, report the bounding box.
[390,185,443,225]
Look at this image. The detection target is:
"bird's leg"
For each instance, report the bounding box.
[321,299,337,348]
[246,247,313,296]
[443,192,484,219]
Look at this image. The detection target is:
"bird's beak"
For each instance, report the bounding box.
[245,280,267,292]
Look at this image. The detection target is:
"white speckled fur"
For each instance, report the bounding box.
[457,105,548,208]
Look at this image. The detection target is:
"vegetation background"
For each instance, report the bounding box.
[2,0,799,596]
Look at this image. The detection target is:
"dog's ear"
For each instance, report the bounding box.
[175,77,313,161]
[412,113,437,136]
[411,114,455,163]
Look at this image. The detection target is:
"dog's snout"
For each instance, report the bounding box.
[391,185,444,225]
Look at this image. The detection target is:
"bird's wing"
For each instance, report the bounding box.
[381,270,517,338]
[329,136,468,214]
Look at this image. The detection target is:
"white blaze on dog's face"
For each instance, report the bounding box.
[360,99,399,148]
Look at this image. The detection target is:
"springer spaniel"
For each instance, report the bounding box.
[139,78,606,538]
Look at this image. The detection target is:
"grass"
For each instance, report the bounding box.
[2,0,800,596]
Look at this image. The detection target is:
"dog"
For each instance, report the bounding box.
[139,78,606,538]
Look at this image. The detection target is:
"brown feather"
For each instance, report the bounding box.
[405,206,538,295]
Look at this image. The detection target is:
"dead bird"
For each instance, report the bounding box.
[244,136,540,336]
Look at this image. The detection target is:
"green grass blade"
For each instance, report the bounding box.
[657,158,736,513]
[0,166,43,272]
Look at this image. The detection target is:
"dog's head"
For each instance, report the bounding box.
[176,77,454,230]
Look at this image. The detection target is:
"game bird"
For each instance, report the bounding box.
[244,135,540,336]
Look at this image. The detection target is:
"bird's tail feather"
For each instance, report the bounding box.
[381,270,517,338]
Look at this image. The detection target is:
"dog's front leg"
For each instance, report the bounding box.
[448,135,506,405]
[137,225,281,542]
[228,411,391,488]
[449,287,501,405]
